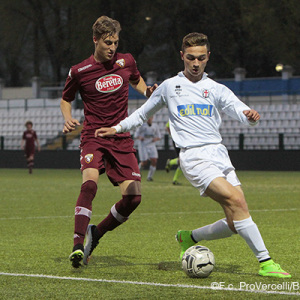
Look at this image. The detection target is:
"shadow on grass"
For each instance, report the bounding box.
[157,261,247,275]
[57,255,248,276]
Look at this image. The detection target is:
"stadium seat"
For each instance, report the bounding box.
[1,103,299,150]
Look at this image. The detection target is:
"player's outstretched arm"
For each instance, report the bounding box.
[145,83,158,98]
[130,77,158,98]
[243,109,260,123]
[95,127,117,137]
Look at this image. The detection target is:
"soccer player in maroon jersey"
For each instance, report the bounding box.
[21,121,40,174]
[61,16,157,268]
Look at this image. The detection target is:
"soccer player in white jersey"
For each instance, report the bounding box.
[94,32,291,278]
[134,116,161,181]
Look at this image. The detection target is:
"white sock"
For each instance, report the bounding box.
[233,216,270,262]
[147,165,156,179]
[192,218,235,242]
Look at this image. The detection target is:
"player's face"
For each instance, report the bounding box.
[147,116,153,125]
[181,46,210,82]
[93,34,119,62]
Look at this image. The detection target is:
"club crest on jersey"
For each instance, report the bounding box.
[85,154,94,163]
[95,74,123,93]
[202,89,210,98]
[116,59,125,68]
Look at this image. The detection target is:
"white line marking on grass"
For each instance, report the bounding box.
[0,272,299,296]
[0,208,298,221]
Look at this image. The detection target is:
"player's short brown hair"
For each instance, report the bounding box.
[92,16,121,40]
[25,121,33,127]
[182,32,210,52]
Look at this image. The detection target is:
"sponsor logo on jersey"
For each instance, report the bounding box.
[84,154,94,163]
[177,104,213,117]
[132,172,141,177]
[95,74,123,93]
[202,89,210,98]
[78,64,92,72]
[116,59,125,68]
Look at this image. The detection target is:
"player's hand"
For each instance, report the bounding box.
[95,127,117,137]
[63,118,80,133]
[145,83,158,98]
[243,109,260,123]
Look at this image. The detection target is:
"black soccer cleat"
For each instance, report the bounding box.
[69,244,84,268]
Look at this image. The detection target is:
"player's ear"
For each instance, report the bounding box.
[207,51,211,60]
[93,36,98,45]
[180,51,184,61]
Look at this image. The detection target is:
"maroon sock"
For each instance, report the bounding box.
[96,195,141,238]
[95,212,122,238]
[74,180,97,247]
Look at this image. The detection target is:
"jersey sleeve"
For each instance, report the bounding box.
[62,68,79,102]
[119,82,167,132]
[128,54,141,82]
[33,131,37,139]
[217,84,258,126]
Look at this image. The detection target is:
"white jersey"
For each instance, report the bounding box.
[120,72,257,148]
[134,122,161,146]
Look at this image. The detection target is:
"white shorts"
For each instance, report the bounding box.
[138,144,158,161]
[179,144,241,196]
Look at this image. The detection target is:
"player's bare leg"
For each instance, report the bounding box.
[138,160,147,172]
[183,177,291,278]
[147,158,157,181]
[27,154,34,174]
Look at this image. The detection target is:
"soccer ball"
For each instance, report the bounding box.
[182,245,215,278]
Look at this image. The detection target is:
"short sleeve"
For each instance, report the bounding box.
[62,68,79,102]
[128,54,141,82]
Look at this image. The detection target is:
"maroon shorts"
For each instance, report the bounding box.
[80,136,141,186]
[25,146,35,158]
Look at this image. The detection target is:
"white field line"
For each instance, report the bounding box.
[0,208,298,221]
[0,272,299,297]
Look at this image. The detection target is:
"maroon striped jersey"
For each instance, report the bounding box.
[62,53,141,137]
[22,130,37,150]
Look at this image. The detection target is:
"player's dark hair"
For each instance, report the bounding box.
[25,121,33,127]
[92,16,121,40]
[182,32,210,52]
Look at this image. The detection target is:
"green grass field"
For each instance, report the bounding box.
[0,168,299,299]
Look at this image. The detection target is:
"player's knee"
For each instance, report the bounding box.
[124,194,142,211]
[81,180,98,198]
[115,194,141,217]
[228,193,248,213]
